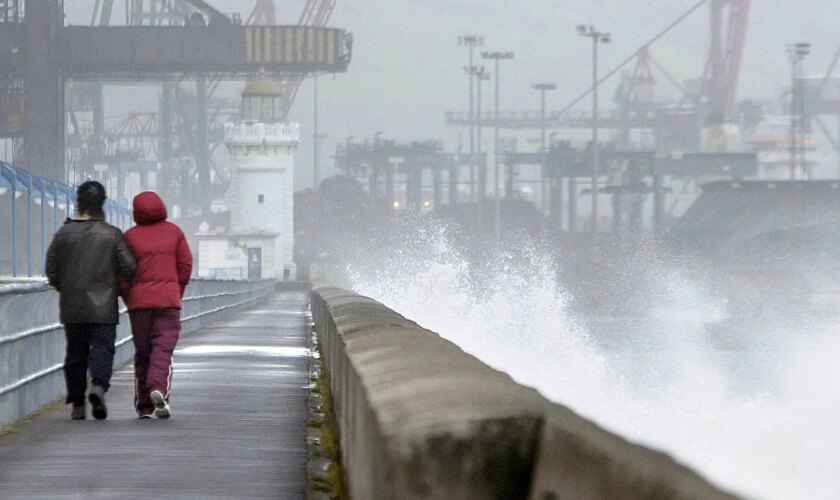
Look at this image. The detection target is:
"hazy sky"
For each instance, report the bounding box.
[63,1,840,187]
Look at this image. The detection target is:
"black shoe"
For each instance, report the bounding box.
[71,404,86,420]
[88,385,108,420]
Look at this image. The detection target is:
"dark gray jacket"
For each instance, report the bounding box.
[45,215,137,324]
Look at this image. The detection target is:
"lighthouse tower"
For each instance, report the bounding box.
[223,78,299,280]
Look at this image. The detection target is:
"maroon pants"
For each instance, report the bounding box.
[130,309,181,416]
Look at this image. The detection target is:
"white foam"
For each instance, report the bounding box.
[349,226,840,499]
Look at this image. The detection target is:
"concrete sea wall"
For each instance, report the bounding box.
[310,286,736,500]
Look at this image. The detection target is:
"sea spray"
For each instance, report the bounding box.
[346,218,839,499]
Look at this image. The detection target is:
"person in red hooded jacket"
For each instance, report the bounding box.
[122,191,192,419]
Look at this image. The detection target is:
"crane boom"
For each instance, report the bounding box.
[705,0,751,124]
[246,0,276,25]
[299,0,337,26]
[278,0,338,119]
[446,0,753,136]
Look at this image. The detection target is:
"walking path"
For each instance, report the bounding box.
[0,290,311,500]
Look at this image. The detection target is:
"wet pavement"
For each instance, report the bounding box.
[0,290,311,500]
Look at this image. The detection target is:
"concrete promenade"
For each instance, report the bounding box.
[0,290,311,500]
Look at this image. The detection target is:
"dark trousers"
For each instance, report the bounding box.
[64,324,117,406]
[130,309,181,416]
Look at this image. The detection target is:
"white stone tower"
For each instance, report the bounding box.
[224,78,299,280]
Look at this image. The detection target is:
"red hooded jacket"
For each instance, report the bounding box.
[122,192,192,310]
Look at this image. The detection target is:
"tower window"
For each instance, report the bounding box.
[258,194,265,204]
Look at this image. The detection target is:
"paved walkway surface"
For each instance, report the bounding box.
[0,290,312,500]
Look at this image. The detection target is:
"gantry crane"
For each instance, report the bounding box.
[703,0,751,124]
[0,0,350,210]
[446,0,753,151]
[63,0,342,212]
[277,0,339,119]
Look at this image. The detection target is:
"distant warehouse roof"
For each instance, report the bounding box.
[669,180,840,254]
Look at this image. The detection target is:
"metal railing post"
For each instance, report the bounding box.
[39,178,46,276]
[11,170,18,277]
[52,183,59,232]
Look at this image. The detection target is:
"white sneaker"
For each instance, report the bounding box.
[150,390,171,419]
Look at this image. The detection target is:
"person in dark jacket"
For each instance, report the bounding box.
[121,191,192,419]
[45,181,137,420]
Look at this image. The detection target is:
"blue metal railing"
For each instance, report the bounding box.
[0,161,133,278]
[207,268,244,280]
[0,279,277,429]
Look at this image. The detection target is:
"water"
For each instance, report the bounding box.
[348,224,840,499]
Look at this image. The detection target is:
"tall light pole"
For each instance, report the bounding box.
[532,83,557,151]
[313,73,320,188]
[788,42,810,180]
[532,83,556,231]
[459,35,484,203]
[474,66,490,226]
[578,25,610,237]
[482,51,514,244]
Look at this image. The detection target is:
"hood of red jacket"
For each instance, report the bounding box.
[133,191,168,224]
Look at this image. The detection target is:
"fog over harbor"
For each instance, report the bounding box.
[2,1,839,498]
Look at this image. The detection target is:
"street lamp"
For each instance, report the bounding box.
[578,25,610,236]
[788,42,810,180]
[464,66,489,203]
[459,36,484,205]
[458,36,484,158]
[313,73,320,188]
[482,51,515,244]
[531,83,557,151]
[473,66,491,226]
[532,83,557,232]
